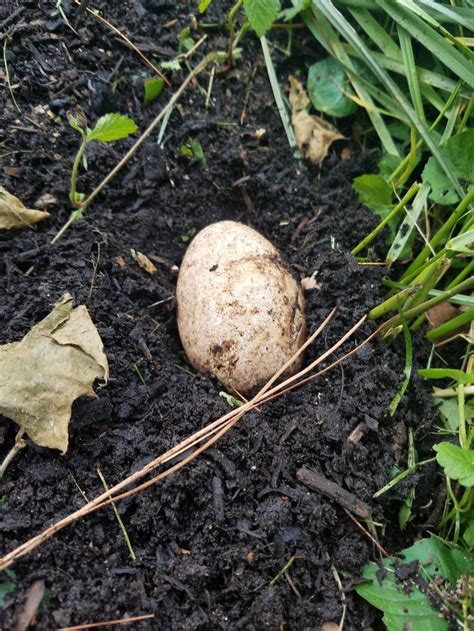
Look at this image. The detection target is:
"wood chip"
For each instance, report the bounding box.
[297,466,371,519]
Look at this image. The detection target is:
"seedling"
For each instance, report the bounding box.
[68,109,137,210]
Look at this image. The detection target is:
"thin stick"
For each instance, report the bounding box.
[0,430,26,481]
[73,0,169,85]
[330,564,347,631]
[343,508,389,558]
[57,613,155,630]
[51,53,215,244]
[3,40,21,113]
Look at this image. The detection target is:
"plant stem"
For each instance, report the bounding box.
[457,385,468,450]
[260,36,298,150]
[373,457,436,498]
[69,133,87,208]
[0,430,26,481]
[427,307,474,342]
[381,276,474,331]
[351,183,419,256]
[368,286,418,320]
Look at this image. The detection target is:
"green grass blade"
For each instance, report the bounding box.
[389,309,413,415]
[344,46,469,98]
[348,7,401,58]
[377,0,474,85]
[260,36,298,150]
[387,182,431,264]
[398,26,425,122]
[417,0,474,30]
[313,0,464,198]
[440,99,463,145]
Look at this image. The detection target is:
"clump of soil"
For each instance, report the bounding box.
[0,1,437,629]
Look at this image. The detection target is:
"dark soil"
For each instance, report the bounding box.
[0,2,438,629]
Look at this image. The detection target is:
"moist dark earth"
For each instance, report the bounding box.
[0,1,439,629]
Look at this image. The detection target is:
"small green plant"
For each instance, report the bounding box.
[179,138,207,169]
[67,109,137,210]
[355,536,474,631]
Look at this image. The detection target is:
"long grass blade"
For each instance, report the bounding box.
[386,182,430,264]
[344,46,469,97]
[397,26,425,122]
[377,0,474,83]
[389,310,413,415]
[348,7,400,58]
[417,0,474,31]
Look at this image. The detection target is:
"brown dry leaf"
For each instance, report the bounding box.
[289,76,344,165]
[0,293,108,453]
[426,302,459,330]
[0,186,50,230]
[34,192,57,209]
[131,249,158,274]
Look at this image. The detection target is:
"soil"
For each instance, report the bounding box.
[0,2,439,629]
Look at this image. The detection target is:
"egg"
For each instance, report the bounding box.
[176,221,307,396]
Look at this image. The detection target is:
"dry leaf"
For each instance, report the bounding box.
[131,249,158,274]
[426,302,459,329]
[289,76,344,165]
[301,271,321,291]
[35,193,57,209]
[0,186,50,230]
[0,293,108,453]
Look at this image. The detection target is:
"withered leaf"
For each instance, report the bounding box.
[0,293,108,453]
[0,186,50,230]
[131,249,158,274]
[289,76,344,165]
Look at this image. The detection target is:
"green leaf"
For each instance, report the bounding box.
[353,174,393,217]
[355,536,474,631]
[198,0,213,14]
[180,138,207,169]
[463,521,474,548]
[434,442,474,487]
[422,128,474,205]
[435,398,460,432]
[446,230,474,255]
[243,0,280,37]
[418,368,474,384]
[307,57,358,118]
[219,391,244,408]
[280,0,310,21]
[87,113,138,143]
[144,78,164,106]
